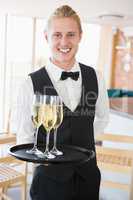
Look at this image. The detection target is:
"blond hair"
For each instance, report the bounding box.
[46,5,82,33]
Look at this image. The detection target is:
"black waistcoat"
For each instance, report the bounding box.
[29,63,98,181]
[29,63,98,152]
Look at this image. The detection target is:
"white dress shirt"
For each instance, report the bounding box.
[12,60,109,144]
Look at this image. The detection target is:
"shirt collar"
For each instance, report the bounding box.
[45,59,80,82]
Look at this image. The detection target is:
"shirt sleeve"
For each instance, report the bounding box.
[94,71,110,138]
[11,77,35,144]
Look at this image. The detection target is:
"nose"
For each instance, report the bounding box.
[60,35,69,46]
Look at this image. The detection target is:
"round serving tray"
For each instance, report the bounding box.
[9,143,95,165]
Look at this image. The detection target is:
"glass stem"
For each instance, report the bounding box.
[53,128,57,149]
[33,126,39,148]
[45,130,50,153]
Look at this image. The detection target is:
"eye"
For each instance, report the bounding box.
[53,33,61,38]
[67,32,75,37]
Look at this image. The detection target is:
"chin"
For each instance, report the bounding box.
[52,53,75,65]
[59,58,73,64]
[59,54,74,62]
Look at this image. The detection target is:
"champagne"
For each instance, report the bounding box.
[50,98,63,156]
[32,104,42,127]
[41,105,56,132]
[54,105,63,129]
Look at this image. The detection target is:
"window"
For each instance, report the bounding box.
[0,15,33,132]
[0,16,6,131]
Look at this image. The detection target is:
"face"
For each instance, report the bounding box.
[45,17,82,69]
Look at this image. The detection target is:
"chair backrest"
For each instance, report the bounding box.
[96,133,133,200]
[0,133,16,144]
[0,132,27,200]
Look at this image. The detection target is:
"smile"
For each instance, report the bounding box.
[58,48,71,53]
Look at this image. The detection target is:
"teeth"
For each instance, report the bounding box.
[59,48,70,53]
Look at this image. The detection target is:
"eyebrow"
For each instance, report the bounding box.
[53,31,76,34]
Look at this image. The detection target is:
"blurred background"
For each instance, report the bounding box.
[0,0,133,131]
[0,1,133,199]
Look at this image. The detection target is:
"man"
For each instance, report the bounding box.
[16,5,109,200]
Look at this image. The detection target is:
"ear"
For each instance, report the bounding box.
[44,31,48,42]
[79,32,82,42]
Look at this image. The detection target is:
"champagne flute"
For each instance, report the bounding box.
[41,95,57,159]
[26,94,43,155]
[50,96,63,155]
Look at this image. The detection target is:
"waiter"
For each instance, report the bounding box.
[16,5,109,200]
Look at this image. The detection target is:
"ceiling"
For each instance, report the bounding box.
[0,0,133,27]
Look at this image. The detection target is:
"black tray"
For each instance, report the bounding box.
[9,143,95,165]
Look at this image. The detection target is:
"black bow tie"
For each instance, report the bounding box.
[60,71,79,81]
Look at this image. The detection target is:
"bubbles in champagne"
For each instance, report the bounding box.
[41,105,57,132]
[54,105,63,128]
[32,105,41,127]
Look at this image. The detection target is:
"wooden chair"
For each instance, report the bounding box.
[0,133,16,145]
[0,133,27,200]
[96,133,133,200]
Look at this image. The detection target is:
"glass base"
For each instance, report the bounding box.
[26,147,43,156]
[38,151,56,159]
[50,147,63,156]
